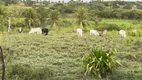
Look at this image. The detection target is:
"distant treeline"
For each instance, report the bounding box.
[0,0,142,31]
[0,0,142,20]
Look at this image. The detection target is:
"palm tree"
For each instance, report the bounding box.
[49,10,60,30]
[75,7,89,30]
[36,7,50,28]
[23,8,39,28]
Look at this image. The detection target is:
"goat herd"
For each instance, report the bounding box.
[18,27,49,35]
[18,27,136,38]
[76,28,128,38]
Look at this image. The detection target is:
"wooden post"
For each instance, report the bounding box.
[8,17,11,33]
[0,46,5,80]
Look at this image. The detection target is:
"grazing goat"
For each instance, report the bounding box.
[90,30,99,36]
[29,28,42,34]
[76,28,83,37]
[42,28,49,35]
[119,30,126,38]
[18,27,23,33]
[100,29,107,37]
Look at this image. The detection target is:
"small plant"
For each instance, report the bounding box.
[137,30,142,36]
[83,46,121,79]
[96,23,121,31]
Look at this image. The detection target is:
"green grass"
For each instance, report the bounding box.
[100,19,141,29]
[0,34,1,44]
[1,31,142,80]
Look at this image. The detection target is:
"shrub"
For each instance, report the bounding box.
[63,6,74,13]
[97,24,121,31]
[123,4,132,9]
[83,46,121,79]
[56,19,72,27]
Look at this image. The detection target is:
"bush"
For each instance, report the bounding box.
[83,46,121,79]
[96,24,121,31]
[56,19,72,27]
[123,4,132,9]
[137,3,142,9]
[63,6,74,13]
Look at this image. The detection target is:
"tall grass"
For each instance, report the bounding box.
[1,31,142,80]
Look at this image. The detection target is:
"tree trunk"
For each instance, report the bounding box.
[0,46,5,80]
[8,17,11,33]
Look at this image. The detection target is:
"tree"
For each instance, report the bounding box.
[5,0,20,6]
[23,8,39,28]
[36,7,50,27]
[88,10,102,26]
[76,7,89,30]
[111,10,122,19]
[0,5,7,32]
[49,10,60,30]
[7,6,21,32]
[0,5,17,32]
[25,0,34,6]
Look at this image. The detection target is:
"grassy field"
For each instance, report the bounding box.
[0,2,142,80]
[1,31,142,80]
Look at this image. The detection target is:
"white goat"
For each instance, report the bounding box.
[76,28,83,37]
[18,27,22,33]
[119,30,126,38]
[90,30,99,36]
[29,28,42,34]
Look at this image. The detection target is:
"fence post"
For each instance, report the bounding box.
[0,46,5,80]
